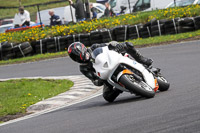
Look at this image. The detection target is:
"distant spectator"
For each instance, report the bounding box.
[13,6,30,28]
[103,2,114,17]
[90,3,97,19]
[69,0,86,22]
[96,0,109,4]
[49,9,62,26]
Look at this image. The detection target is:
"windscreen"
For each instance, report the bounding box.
[92,47,103,59]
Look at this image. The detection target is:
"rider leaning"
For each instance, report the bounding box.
[67,41,153,102]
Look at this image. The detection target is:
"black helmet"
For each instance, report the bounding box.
[68,42,89,63]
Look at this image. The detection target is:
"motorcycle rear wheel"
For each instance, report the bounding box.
[119,74,155,98]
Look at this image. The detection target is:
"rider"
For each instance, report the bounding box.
[67,41,153,102]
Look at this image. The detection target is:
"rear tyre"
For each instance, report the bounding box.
[119,75,155,98]
[157,76,170,91]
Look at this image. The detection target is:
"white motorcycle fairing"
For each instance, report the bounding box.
[92,46,156,92]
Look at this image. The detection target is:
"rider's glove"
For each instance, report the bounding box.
[116,43,126,53]
[108,41,119,50]
[108,41,126,53]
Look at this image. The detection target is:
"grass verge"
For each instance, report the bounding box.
[0,79,73,122]
[129,29,200,46]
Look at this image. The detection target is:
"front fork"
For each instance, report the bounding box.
[147,67,161,92]
[107,65,130,92]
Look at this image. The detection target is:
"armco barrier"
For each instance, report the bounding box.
[0,16,200,61]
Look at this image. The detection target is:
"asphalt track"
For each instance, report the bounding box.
[0,41,200,133]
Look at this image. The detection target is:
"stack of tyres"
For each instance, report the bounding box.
[114,25,128,42]
[194,16,200,30]
[31,39,47,54]
[143,21,151,28]
[164,18,180,35]
[90,30,102,44]
[45,37,59,53]
[128,25,140,39]
[77,33,91,47]
[57,36,69,51]
[0,41,16,60]
[109,28,116,41]
[66,35,77,46]
[13,42,33,58]
[99,28,112,43]
[177,17,195,33]
[138,24,151,38]
[151,19,166,37]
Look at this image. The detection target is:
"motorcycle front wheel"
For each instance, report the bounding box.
[119,74,155,98]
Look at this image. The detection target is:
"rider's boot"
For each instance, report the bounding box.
[125,42,153,67]
[103,84,122,103]
[132,52,153,67]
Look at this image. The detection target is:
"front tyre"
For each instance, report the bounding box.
[157,76,170,91]
[119,75,155,98]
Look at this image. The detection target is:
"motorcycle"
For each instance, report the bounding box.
[91,46,170,98]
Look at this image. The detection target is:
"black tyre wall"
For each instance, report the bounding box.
[78,33,91,47]
[90,30,102,44]
[1,42,17,60]
[177,18,195,33]
[100,29,112,43]
[31,39,47,54]
[13,42,33,58]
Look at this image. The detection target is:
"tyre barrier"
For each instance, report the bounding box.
[77,33,91,47]
[128,25,140,39]
[0,42,16,60]
[31,39,47,54]
[90,30,102,44]
[164,18,179,35]
[113,25,128,42]
[1,16,200,61]
[177,17,196,33]
[100,28,113,43]
[13,42,33,58]
[150,19,166,37]
[0,41,33,60]
[194,16,200,30]
[139,24,151,38]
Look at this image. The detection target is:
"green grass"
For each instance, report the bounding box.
[0,79,73,120]
[129,29,200,46]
